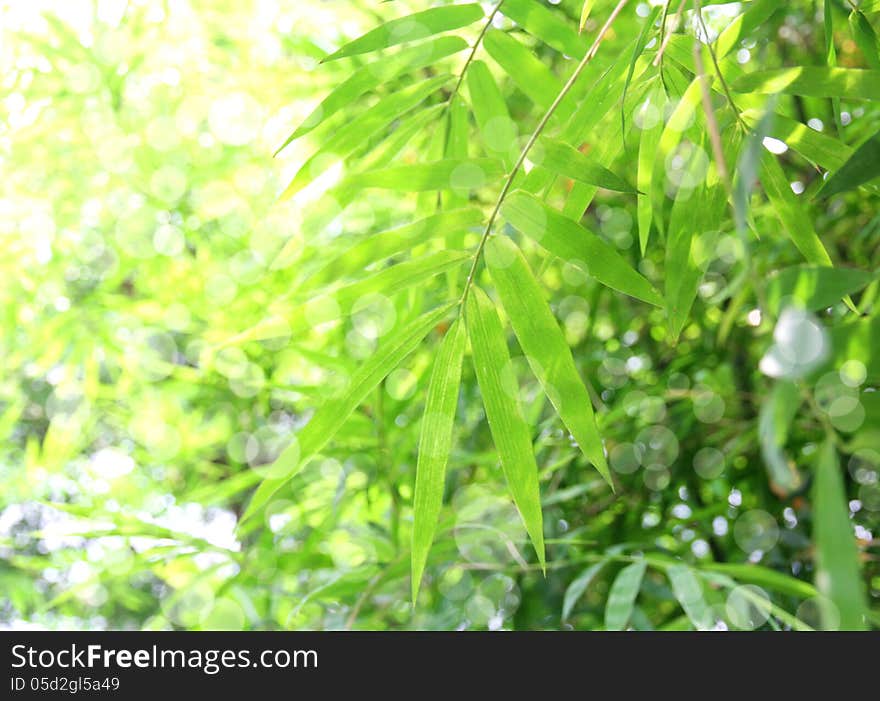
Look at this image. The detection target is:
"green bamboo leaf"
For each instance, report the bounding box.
[700,562,819,600]
[620,5,660,144]
[562,560,606,621]
[741,109,852,171]
[486,236,611,485]
[579,1,594,33]
[731,67,880,100]
[759,154,834,267]
[536,137,638,194]
[466,286,545,568]
[502,0,586,58]
[240,302,456,524]
[758,380,804,496]
[411,320,466,602]
[604,560,646,630]
[734,101,776,235]
[637,85,666,255]
[226,251,469,346]
[483,30,573,121]
[850,10,880,69]
[276,36,467,152]
[279,74,452,201]
[302,208,484,288]
[667,565,713,630]
[816,129,880,198]
[322,4,485,62]
[343,158,506,192]
[813,440,869,630]
[765,265,876,315]
[500,191,663,307]
[467,60,517,168]
[716,0,781,59]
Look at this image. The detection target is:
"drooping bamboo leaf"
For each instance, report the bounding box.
[536,137,638,194]
[227,251,469,345]
[486,236,611,485]
[483,29,573,121]
[700,562,819,600]
[240,302,457,524]
[466,286,545,568]
[850,10,880,69]
[716,0,781,59]
[741,109,852,171]
[467,60,517,168]
[604,560,647,630]
[562,559,606,621]
[302,208,484,288]
[579,1,594,34]
[758,380,804,496]
[500,191,663,307]
[411,320,466,602]
[620,5,660,144]
[502,0,586,58]
[637,85,666,255]
[731,67,880,100]
[323,4,485,62]
[734,101,776,235]
[813,440,869,630]
[816,128,880,198]
[277,36,468,152]
[667,565,712,630]
[279,74,452,201]
[343,158,507,192]
[765,265,876,315]
[759,154,834,267]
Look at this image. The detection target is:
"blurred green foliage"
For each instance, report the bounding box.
[0,0,878,631]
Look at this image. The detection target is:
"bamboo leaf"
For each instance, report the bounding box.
[240,302,457,524]
[562,560,605,621]
[502,0,586,58]
[343,158,506,192]
[579,1,594,34]
[277,36,468,151]
[323,4,485,62]
[466,286,545,568]
[483,29,573,121]
[536,137,638,194]
[813,440,869,630]
[741,109,852,171]
[279,74,452,201]
[411,320,466,602]
[486,236,611,485]
[759,154,834,267]
[667,565,712,630]
[500,191,663,307]
[850,10,880,70]
[758,380,804,496]
[816,129,880,198]
[765,265,876,315]
[604,560,646,630]
[637,86,666,254]
[732,67,880,100]
[467,60,517,168]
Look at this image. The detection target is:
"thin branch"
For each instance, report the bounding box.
[459,0,630,308]
[653,0,687,70]
[693,0,747,131]
[693,29,730,191]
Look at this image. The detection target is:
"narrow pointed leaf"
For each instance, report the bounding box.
[411,320,466,602]
[502,0,586,58]
[765,265,876,315]
[758,380,804,496]
[240,302,456,524]
[323,4,485,62]
[813,440,869,630]
[486,236,611,485]
[816,129,880,198]
[277,36,467,151]
[466,287,545,568]
[667,566,712,630]
[579,1,594,33]
[501,191,663,306]
[637,86,666,254]
[562,560,606,621]
[605,561,646,630]
[850,10,880,69]
[537,137,638,194]
[760,154,834,267]
[742,110,852,170]
[343,158,506,192]
[731,67,880,100]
